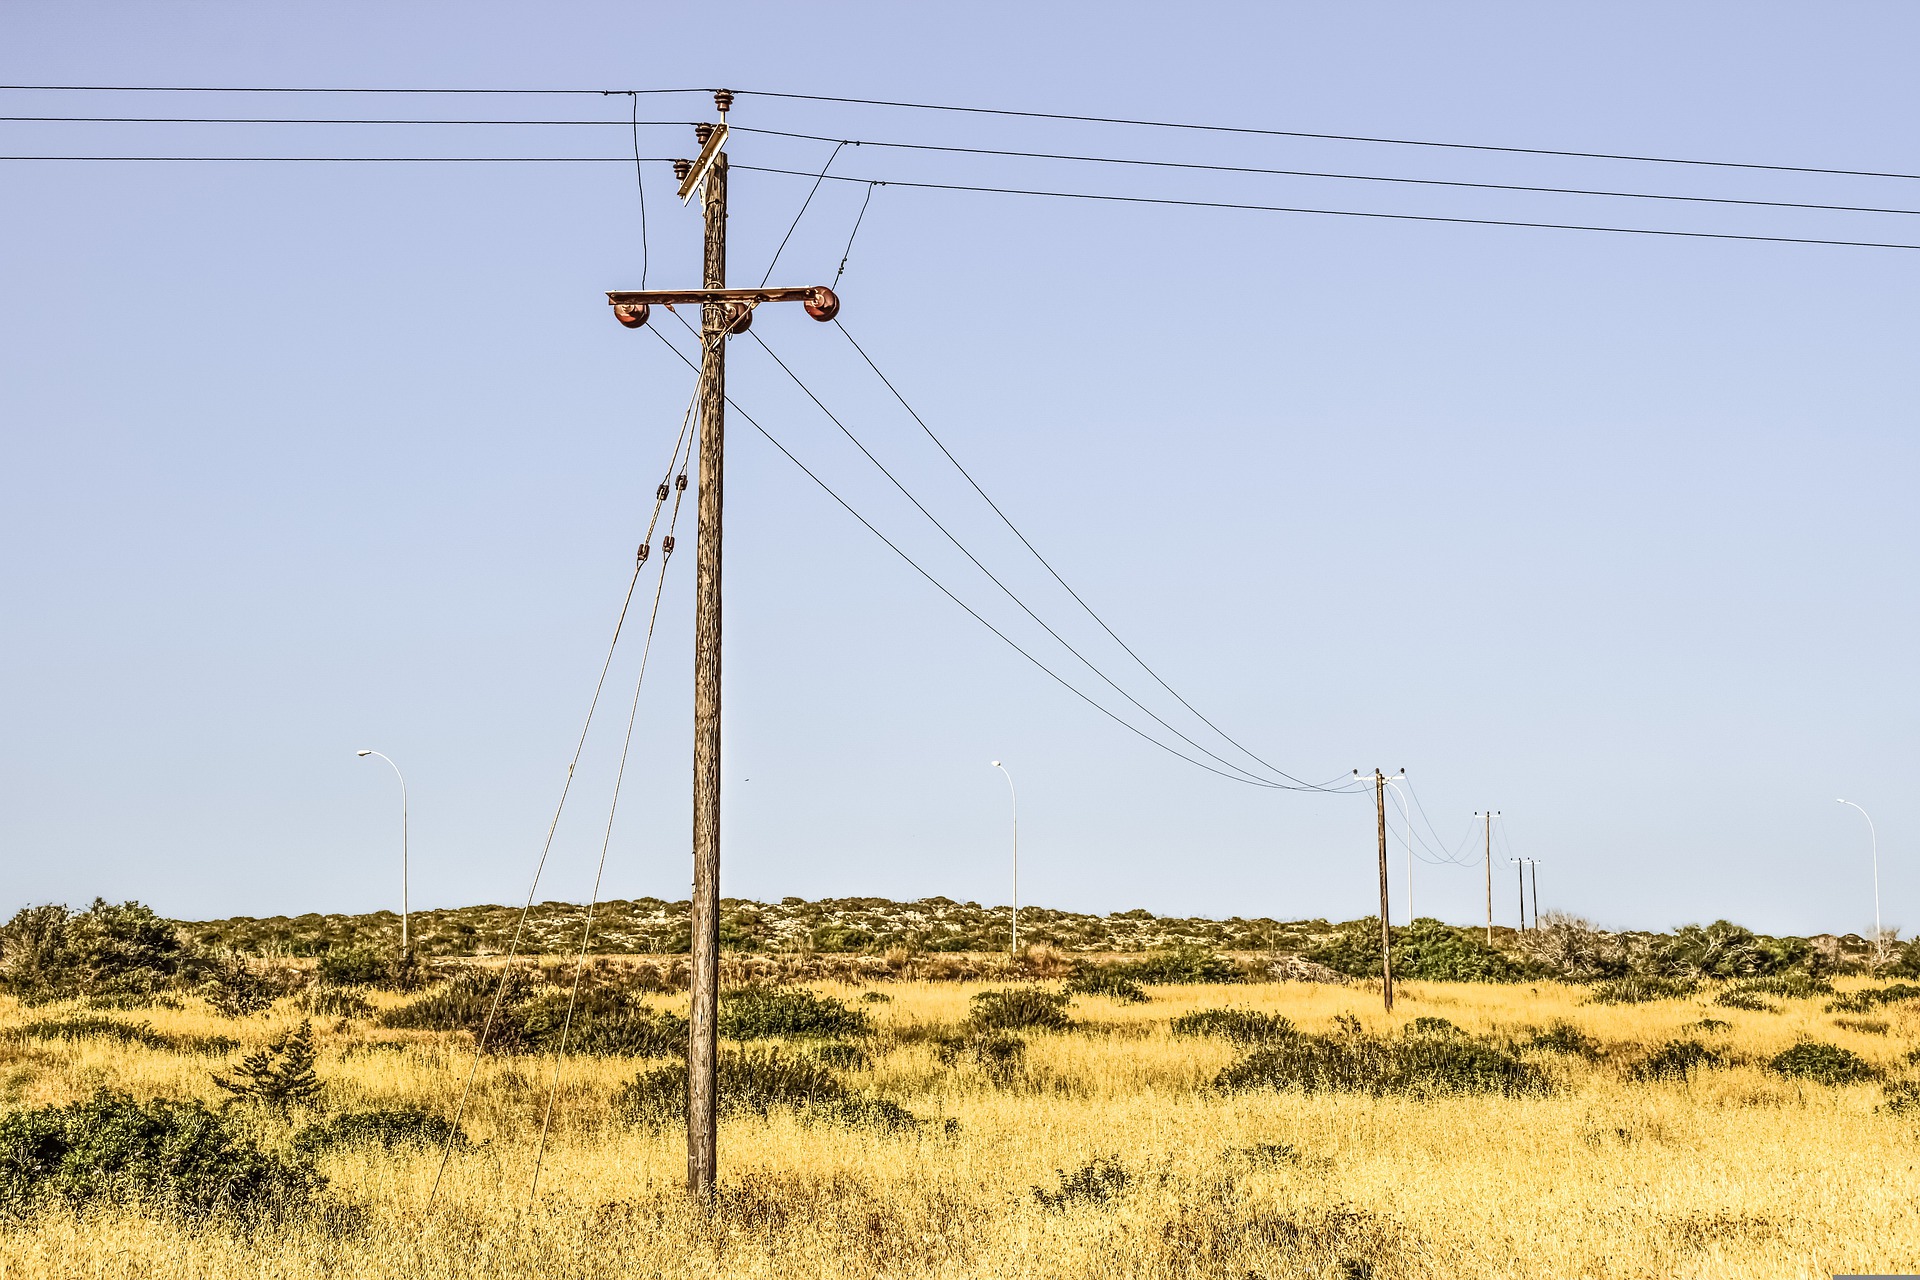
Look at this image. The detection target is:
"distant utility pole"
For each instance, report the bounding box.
[604,90,841,1199]
[1476,810,1499,944]
[1526,858,1541,928]
[1510,857,1527,930]
[1356,769,1405,1012]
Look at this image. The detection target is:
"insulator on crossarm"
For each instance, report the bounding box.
[675,473,688,491]
[657,482,670,502]
[661,535,676,557]
[636,543,651,564]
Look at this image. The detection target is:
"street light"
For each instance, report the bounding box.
[357,750,409,955]
[991,761,1018,957]
[1837,798,1884,966]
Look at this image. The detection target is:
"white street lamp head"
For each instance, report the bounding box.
[357,749,373,757]
[991,760,1001,767]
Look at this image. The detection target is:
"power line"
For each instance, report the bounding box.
[0,154,681,163]
[0,84,706,96]
[11,83,1915,184]
[832,319,1339,792]
[728,128,1920,220]
[746,327,1326,792]
[732,165,1920,252]
[20,117,1920,219]
[735,89,1920,184]
[645,324,1363,795]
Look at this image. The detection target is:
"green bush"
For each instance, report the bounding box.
[0,1090,320,1222]
[1590,975,1698,1005]
[1305,919,1527,983]
[718,987,870,1040]
[1645,921,1828,982]
[1169,1008,1294,1046]
[1768,1041,1877,1085]
[292,1106,465,1155]
[1032,1156,1130,1210]
[315,947,392,988]
[812,1042,871,1071]
[0,901,198,1006]
[307,986,375,1019]
[933,1030,1027,1084]
[1630,1039,1723,1081]
[211,1020,321,1112]
[1713,989,1775,1012]
[1114,946,1240,985]
[1215,1031,1545,1097]
[201,953,278,1018]
[1879,1080,1920,1115]
[1524,1021,1603,1058]
[1064,966,1149,1004]
[379,966,538,1050]
[968,988,1072,1032]
[13,1014,171,1051]
[614,1047,931,1132]
[1826,984,1920,1014]
[1404,1016,1463,1039]
[808,924,877,953]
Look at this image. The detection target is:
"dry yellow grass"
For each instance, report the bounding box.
[2,975,1917,1279]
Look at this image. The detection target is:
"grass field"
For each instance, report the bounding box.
[2,967,1916,1279]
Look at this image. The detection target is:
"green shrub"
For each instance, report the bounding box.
[1826,984,1920,1014]
[14,1015,171,1051]
[613,1047,929,1132]
[1834,1017,1890,1035]
[211,1020,321,1112]
[858,991,893,1003]
[201,953,278,1018]
[1404,1016,1463,1039]
[1713,989,1775,1012]
[1215,1031,1545,1097]
[1305,919,1527,983]
[1880,1080,1920,1115]
[968,987,1072,1032]
[307,985,375,1019]
[1524,1021,1602,1059]
[292,1106,464,1155]
[379,966,538,1050]
[1768,1041,1877,1085]
[0,1090,320,1222]
[933,1030,1027,1084]
[1630,1039,1723,1081]
[315,947,391,988]
[1114,946,1240,985]
[1684,1018,1732,1033]
[718,987,870,1040]
[1064,966,1149,1004]
[1590,975,1698,1004]
[1169,1008,1294,1046]
[0,901,198,1006]
[1733,972,1834,999]
[812,1042,871,1071]
[1032,1156,1129,1210]
[808,925,877,953]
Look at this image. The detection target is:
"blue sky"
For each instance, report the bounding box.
[1,2,1914,935]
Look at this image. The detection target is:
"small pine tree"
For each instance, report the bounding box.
[212,1019,321,1112]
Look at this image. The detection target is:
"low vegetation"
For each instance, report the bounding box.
[1,896,1916,1276]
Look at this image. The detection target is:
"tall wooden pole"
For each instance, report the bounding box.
[1515,858,1526,931]
[1529,860,1540,929]
[1375,769,1393,1013]
[687,131,727,1199]
[1483,811,1493,945]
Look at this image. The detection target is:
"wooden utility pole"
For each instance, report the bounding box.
[686,123,728,1201]
[1527,858,1540,927]
[1478,810,1498,944]
[1511,857,1526,930]
[603,91,840,1198]
[1359,768,1403,1012]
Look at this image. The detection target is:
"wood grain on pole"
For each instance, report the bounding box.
[1375,770,1393,1013]
[686,146,726,1199]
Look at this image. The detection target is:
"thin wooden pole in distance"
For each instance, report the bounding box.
[1374,769,1394,1013]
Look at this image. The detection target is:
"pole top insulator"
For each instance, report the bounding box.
[693,122,713,146]
[673,158,692,182]
[714,89,734,114]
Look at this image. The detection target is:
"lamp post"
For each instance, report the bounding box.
[991,761,1018,956]
[1837,798,1883,966]
[357,750,409,955]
